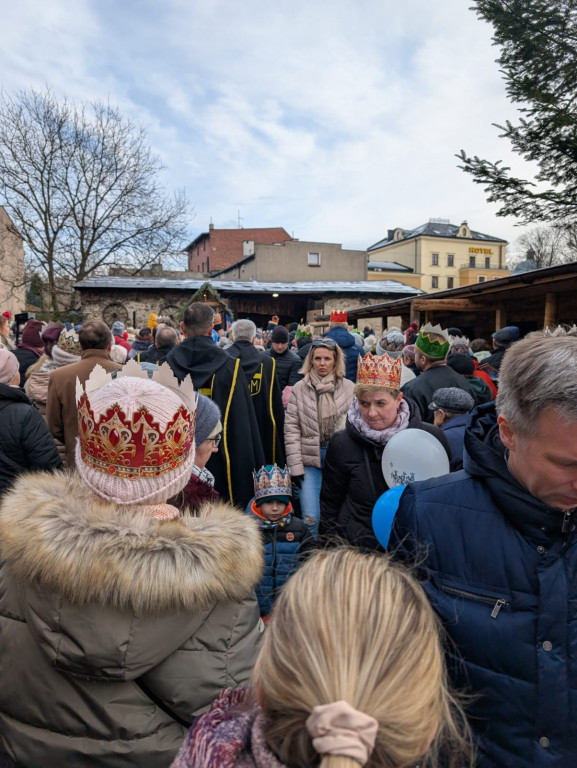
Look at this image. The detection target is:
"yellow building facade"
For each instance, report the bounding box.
[367,219,508,292]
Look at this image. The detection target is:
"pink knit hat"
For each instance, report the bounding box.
[0,349,19,385]
[75,363,197,505]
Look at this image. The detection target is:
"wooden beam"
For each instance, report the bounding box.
[412,298,489,312]
[495,306,507,329]
[544,292,558,328]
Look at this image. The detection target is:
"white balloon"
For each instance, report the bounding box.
[381,429,450,487]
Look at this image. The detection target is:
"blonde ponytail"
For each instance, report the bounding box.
[253,548,472,768]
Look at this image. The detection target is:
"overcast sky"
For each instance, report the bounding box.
[2,0,532,262]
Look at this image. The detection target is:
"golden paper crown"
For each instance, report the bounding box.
[330,310,348,324]
[356,353,403,389]
[76,361,197,480]
[253,464,292,501]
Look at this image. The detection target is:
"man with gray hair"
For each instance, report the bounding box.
[389,334,577,767]
[228,319,285,465]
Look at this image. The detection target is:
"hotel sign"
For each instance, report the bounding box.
[469,247,493,254]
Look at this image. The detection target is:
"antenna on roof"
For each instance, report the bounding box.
[237,209,244,229]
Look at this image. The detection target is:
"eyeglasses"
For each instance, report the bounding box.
[312,338,337,348]
[209,433,222,447]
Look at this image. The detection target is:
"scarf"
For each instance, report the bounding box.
[347,397,410,446]
[308,369,338,442]
[171,688,286,768]
[51,345,81,367]
[190,464,216,488]
[17,343,42,356]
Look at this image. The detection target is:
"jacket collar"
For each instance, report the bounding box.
[464,403,573,541]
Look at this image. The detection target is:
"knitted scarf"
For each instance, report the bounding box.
[171,687,287,768]
[190,464,216,488]
[347,397,410,446]
[308,369,338,442]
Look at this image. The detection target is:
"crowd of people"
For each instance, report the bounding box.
[0,305,576,767]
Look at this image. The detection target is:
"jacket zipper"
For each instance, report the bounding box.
[441,584,510,618]
[562,509,573,534]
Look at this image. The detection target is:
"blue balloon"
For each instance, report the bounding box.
[372,485,407,549]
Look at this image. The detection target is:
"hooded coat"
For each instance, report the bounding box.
[319,398,450,548]
[167,336,265,507]
[0,472,264,768]
[390,403,577,768]
[228,340,286,465]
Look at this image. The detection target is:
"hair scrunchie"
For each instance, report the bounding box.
[306,700,379,766]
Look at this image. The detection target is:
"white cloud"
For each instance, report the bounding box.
[0,0,534,254]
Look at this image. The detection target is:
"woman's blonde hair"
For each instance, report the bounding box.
[300,342,346,379]
[253,549,472,768]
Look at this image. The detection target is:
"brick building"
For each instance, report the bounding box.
[186,224,292,273]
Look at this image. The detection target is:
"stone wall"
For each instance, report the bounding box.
[80,289,191,329]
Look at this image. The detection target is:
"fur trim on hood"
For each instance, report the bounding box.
[0,471,263,615]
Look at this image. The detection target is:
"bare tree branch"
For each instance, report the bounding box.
[0,87,191,311]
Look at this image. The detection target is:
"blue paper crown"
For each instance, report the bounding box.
[253,464,292,501]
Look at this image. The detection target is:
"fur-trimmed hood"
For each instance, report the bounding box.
[0,471,263,616]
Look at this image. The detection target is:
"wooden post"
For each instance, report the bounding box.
[544,292,558,329]
[495,306,507,330]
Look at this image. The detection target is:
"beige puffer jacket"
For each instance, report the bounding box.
[0,472,264,768]
[284,374,355,476]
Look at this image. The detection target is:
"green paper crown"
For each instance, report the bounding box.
[295,324,312,339]
[416,324,450,359]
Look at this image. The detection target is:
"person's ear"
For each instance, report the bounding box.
[497,413,517,450]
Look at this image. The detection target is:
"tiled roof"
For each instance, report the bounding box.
[368,221,507,251]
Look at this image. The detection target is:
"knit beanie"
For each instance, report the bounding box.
[271,325,289,343]
[0,348,19,384]
[403,344,416,361]
[195,394,222,446]
[75,375,196,505]
[111,321,125,337]
[41,325,63,344]
[447,352,475,376]
[21,319,44,348]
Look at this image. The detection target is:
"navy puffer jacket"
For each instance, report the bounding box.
[323,327,363,382]
[390,403,577,768]
[245,504,314,615]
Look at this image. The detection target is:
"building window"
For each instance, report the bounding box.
[432,276,439,288]
[431,253,439,266]
[469,256,476,268]
[447,277,454,289]
[308,252,321,267]
[447,254,454,267]
[477,275,486,283]
[485,256,490,268]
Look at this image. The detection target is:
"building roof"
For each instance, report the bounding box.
[326,261,577,320]
[184,226,291,252]
[74,276,422,296]
[367,261,413,272]
[367,220,507,251]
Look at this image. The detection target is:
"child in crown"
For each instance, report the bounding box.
[246,465,314,618]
